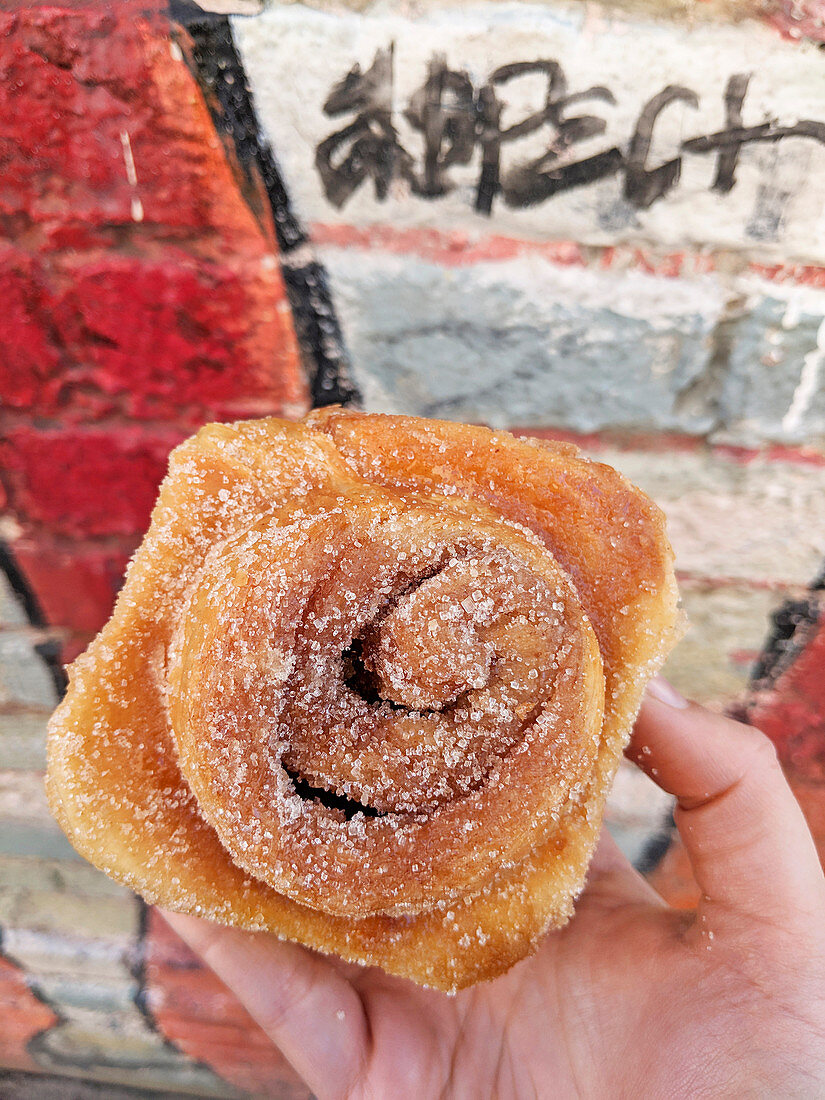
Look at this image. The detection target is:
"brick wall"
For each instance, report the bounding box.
[1,0,824,1093]
[0,1,308,666]
[0,6,310,1092]
[233,0,825,443]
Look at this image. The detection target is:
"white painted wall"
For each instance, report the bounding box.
[235,3,825,261]
[232,2,825,443]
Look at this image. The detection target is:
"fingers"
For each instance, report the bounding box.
[629,679,825,931]
[160,910,369,1099]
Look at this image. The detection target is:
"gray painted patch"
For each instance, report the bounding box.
[322,248,724,432]
[0,823,80,862]
[721,297,825,443]
[0,634,60,710]
[0,711,49,771]
[0,571,29,629]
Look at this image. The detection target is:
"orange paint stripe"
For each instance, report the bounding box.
[310,222,825,288]
[0,954,58,1072]
[511,426,825,468]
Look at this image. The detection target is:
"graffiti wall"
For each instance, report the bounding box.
[231,2,825,436]
[0,0,824,1093]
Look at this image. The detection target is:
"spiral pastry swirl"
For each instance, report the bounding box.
[47,410,679,990]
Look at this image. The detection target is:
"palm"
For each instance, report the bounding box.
[352,864,825,1099]
[332,849,682,1099]
[165,695,825,1099]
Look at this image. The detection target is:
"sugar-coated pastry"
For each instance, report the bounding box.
[47,410,680,991]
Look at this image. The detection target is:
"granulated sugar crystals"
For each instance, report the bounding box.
[47,410,679,991]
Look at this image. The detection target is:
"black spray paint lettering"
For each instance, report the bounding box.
[622,85,699,208]
[315,46,415,207]
[476,60,622,214]
[682,73,825,191]
[404,55,476,197]
[316,53,825,216]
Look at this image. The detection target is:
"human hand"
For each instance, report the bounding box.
[163,681,825,1099]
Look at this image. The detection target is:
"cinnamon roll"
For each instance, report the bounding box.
[47,410,679,990]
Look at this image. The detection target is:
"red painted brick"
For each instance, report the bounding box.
[42,222,114,252]
[746,608,825,776]
[0,246,63,412]
[311,223,589,268]
[0,952,58,1073]
[0,426,183,537]
[747,604,825,785]
[0,3,165,11]
[0,246,305,423]
[0,9,265,245]
[0,6,308,425]
[12,537,134,634]
[59,632,95,666]
[49,252,304,423]
[767,1,825,44]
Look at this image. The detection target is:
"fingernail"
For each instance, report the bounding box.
[646,675,690,709]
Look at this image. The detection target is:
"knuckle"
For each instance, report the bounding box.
[257,965,311,1036]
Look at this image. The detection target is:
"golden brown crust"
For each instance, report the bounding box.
[46,411,679,991]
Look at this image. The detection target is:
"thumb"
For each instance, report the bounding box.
[628,679,825,934]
